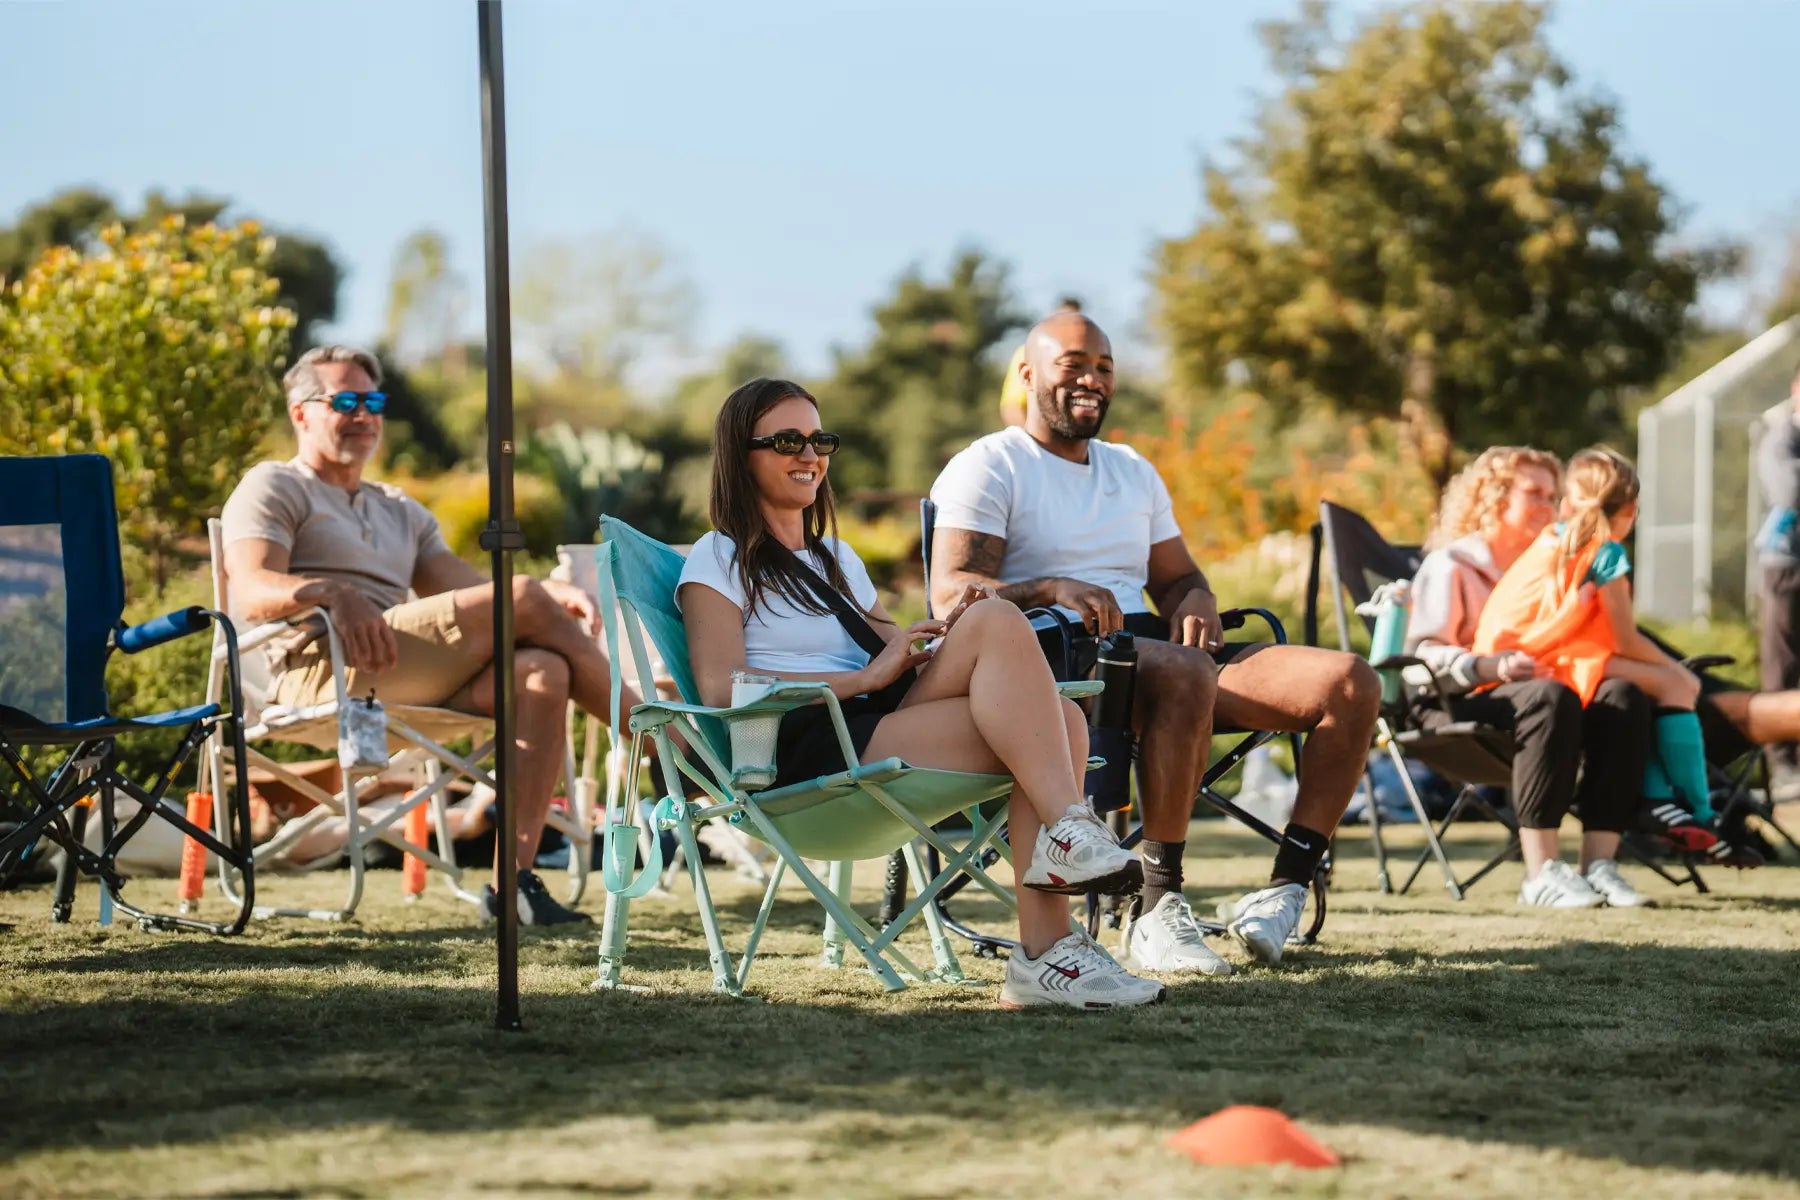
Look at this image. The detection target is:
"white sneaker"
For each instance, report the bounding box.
[999,930,1167,1011]
[1020,805,1143,896]
[1584,859,1651,908]
[1126,894,1235,976]
[1518,859,1604,908]
[1218,882,1308,966]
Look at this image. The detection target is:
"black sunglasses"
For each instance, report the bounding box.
[307,390,389,415]
[747,429,841,456]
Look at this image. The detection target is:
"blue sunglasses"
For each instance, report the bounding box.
[308,390,389,415]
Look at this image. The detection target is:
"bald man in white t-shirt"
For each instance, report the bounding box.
[930,313,1379,973]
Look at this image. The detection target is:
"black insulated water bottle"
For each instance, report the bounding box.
[1086,631,1137,813]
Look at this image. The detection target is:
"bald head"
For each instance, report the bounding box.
[1025,312,1110,366]
[1019,312,1115,451]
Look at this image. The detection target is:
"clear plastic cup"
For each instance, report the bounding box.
[728,669,781,790]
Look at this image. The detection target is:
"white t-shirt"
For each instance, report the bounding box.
[930,426,1181,615]
[676,531,881,677]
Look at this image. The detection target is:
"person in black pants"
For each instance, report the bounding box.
[1407,448,1663,907]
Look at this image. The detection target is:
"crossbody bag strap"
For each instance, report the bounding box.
[789,556,891,660]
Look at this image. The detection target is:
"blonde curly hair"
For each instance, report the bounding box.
[1429,446,1564,549]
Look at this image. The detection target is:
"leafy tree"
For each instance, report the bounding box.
[670,334,789,441]
[512,229,698,426]
[384,228,467,369]
[1764,222,1800,328]
[1152,0,1736,486]
[0,188,118,281]
[0,187,340,346]
[825,250,1027,496]
[0,218,295,580]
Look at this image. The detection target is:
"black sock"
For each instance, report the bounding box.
[1139,839,1185,913]
[1271,822,1330,886]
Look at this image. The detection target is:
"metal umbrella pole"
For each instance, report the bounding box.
[476,0,524,1033]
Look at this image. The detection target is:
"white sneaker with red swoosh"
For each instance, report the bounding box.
[1020,804,1143,895]
[999,930,1166,1011]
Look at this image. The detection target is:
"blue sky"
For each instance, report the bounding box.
[4,0,1796,383]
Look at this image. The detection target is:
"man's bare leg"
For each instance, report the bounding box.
[1130,640,1217,913]
[1706,688,1800,746]
[1214,644,1380,883]
[451,647,572,874]
[449,578,641,720]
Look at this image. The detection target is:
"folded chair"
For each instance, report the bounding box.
[202,520,592,922]
[898,499,1326,954]
[0,454,256,934]
[1306,500,1706,897]
[590,515,1103,997]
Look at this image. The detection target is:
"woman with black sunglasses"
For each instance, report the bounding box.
[678,378,1165,1010]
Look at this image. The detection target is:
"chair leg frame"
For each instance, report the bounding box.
[595,723,1013,997]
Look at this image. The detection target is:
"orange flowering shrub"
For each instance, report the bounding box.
[1117,399,1438,565]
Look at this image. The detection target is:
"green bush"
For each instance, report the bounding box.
[0,218,294,583]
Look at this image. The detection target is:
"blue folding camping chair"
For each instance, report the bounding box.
[0,454,256,934]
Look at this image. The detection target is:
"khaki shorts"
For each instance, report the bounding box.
[271,592,489,709]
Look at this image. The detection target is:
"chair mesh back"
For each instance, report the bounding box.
[0,455,125,722]
[0,522,70,722]
[1312,501,1423,645]
[598,515,727,762]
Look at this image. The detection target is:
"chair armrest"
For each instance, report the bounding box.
[1221,607,1288,646]
[1682,654,1734,673]
[116,606,212,654]
[630,680,836,724]
[1375,654,1460,718]
[220,606,333,657]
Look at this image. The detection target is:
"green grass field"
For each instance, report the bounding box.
[4,820,1798,1199]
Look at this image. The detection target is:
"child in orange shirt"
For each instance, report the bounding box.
[1475,448,1713,824]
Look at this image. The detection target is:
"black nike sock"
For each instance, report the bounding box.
[1139,839,1185,914]
[1271,822,1330,887]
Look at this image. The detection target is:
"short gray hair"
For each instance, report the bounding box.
[283,345,384,408]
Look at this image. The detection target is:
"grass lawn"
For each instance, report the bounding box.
[3,820,1798,1199]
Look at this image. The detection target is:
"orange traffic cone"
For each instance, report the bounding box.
[1168,1105,1340,1169]
[178,792,212,913]
[402,799,430,899]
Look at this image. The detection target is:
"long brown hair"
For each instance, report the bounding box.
[708,377,864,618]
[1556,447,1640,577]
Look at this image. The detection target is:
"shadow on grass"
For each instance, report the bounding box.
[3,931,1798,1183]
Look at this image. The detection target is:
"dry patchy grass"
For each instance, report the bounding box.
[2,821,1798,1199]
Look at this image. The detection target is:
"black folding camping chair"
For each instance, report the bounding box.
[1306,500,1710,897]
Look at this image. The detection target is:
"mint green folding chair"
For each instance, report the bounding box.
[591,516,1100,997]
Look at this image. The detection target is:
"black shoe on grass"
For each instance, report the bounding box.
[482,869,592,926]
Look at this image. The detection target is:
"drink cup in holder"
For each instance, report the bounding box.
[729,669,782,790]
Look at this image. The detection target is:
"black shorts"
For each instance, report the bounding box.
[771,693,901,790]
[1040,610,1256,679]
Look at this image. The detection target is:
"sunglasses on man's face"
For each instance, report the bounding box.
[747,429,841,457]
[307,391,389,415]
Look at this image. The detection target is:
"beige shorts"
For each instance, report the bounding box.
[271,592,489,709]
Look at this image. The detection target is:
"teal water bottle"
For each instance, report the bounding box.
[1364,580,1411,707]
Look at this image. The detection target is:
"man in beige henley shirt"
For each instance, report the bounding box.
[221,345,633,926]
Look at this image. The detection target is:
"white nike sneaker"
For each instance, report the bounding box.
[1126,894,1235,976]
[999,930,1167,1011]
[1583,859,1651,908]
[1518,859,1604,908]
[1020,804,1143,896]
[1218,882,1308,966]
